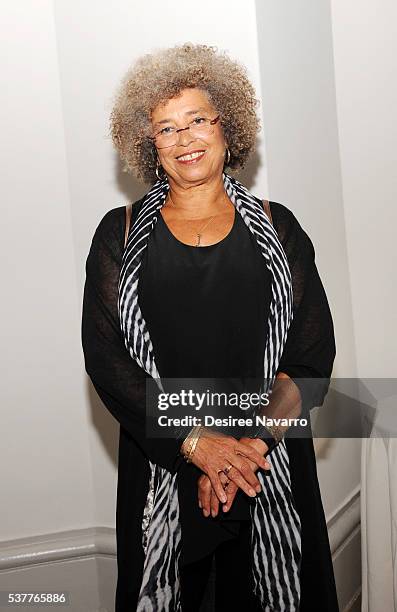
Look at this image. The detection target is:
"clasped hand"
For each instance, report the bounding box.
[190,429,271,518]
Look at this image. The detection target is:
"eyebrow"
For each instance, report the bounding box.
[153,107,210,127]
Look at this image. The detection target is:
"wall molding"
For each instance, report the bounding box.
[0,527,115,571]
[0,490,361,611]
[327,484,361,556]
[0,487,361,570]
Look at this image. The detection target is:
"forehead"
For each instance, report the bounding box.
[151,88,214,123]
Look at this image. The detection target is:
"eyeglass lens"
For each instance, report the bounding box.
[154,117,218,148]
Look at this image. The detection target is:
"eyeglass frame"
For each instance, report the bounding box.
[148,114,221,149]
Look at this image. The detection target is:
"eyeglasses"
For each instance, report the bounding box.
[149,115,221,149]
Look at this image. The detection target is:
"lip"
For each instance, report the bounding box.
[175,149,206,164]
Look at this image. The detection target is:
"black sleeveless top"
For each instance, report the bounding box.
[138,206,272,565]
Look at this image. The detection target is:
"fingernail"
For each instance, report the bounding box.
[249,488,256,497]
[255,485,261,493]
[211,509,216,517]
[203,509,209,517]
[223,505,228,512]
[221,495,227,504]
[198,501,202,508]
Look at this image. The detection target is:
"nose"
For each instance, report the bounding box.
[176,126,194,146]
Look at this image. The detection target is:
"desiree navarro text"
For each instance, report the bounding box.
[157,415,308,428]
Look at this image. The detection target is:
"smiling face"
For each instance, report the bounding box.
[150,88,227,188]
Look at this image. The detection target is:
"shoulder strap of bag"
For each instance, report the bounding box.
[263,199,273,226]
[124,202,132,249]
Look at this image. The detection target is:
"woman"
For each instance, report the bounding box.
[82,43,338,611]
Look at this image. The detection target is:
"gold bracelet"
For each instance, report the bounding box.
[186,426,203,462]
[186,430,202,463]
[181,426,203,462]
[184,432,197,459]
[180,425,200,456]
[180,426,196,456]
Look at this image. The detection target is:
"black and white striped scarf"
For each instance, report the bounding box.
[118,173,302,611]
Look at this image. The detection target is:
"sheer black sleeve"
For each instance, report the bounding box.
[81,206,184,474]
[272,201,336,415]
[257,203,336,454]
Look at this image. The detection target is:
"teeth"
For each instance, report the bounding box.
[177,151,204,161]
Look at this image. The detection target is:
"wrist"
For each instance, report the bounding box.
[259,431,279,456]
[180,425,204,463]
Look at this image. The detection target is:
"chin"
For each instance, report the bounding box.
[174,163,221,184]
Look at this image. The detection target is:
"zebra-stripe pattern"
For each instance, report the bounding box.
[117,173,302,611]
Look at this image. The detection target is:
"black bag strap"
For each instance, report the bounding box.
[124,202,132,249]
[263,199,273,226]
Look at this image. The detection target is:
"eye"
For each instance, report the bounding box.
[159,126,175,136]
[191,116,207,125]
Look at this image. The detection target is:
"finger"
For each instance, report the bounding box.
[211,472,229,517]
[222,481,238,512]
[197,475,206,509]
[226,456,262,491]
[234,442,269,470]
[219,471,230,487]
[208,470,228,505]
[200,476,212,517]
[226,466,258,498]
[210,487,220,517]
[246,455,272,473]
[238,438,272,471]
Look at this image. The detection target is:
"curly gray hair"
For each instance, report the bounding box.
[110,43,261,184]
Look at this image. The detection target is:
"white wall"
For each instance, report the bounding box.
[330,0,397,378]
[1,0,94,540]
[329,2,397,606]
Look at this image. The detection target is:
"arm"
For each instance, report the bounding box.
[254,202,336,451]
[81,208,184,474]
[256,372,302,454]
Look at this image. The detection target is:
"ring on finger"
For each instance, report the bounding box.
[223,464,233,475]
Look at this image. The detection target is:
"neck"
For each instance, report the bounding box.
[166,174,230,218]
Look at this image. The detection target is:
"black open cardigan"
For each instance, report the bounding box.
[81,199,339,611]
